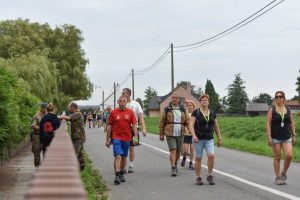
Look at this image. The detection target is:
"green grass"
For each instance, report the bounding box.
[81,154,108,200]
[144,115,300,162]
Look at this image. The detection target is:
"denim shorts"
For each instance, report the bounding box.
[194,139,214,158]
[272,138,292,144]
[112,139,130,157]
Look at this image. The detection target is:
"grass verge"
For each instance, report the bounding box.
[81,153,108,200]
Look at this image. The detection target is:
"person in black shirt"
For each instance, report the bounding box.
[267,91,296,185]
[190,94,222,185]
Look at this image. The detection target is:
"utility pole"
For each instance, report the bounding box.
[102,90,104,110]
[113,82,116,109]
[171,43,174,91]
[132,68,135,100]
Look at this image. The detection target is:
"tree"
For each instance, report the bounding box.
[296,69,300,102]
[135,98,144,109]
[143,86,158,111]
[205,80,222,113]
[252,93,273,106]
[226,73,249,114]
[0,19,93,111]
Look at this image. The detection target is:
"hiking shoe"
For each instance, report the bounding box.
[114,176,121,185]
[207,175,215,185]
[275,176,285,185]
[119,174,126,182]
[171,168,177,177]
[196,177,204,185]
[181,158,186,167]
[128,166,134,173]
[188,162,195,170]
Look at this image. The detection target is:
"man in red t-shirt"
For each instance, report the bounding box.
[106,96,138,185]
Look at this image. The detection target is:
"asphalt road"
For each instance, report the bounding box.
[84,127,300,200]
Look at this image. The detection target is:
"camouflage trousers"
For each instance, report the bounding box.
[31,134,42,167]
[72,139,85,170]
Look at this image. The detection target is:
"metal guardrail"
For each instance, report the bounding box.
[25,121,87,200]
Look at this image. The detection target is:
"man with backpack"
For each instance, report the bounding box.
[31,102,47,167]
[39,103,61,157]
[159,92,191,177]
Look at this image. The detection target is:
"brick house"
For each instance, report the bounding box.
[285,100,300,113]
[148,83,200,117]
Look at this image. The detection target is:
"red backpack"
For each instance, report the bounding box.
[43,121,54,134]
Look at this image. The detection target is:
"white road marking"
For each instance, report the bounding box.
[141,142,300,200]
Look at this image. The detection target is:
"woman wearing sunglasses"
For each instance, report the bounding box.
[267,91,296,185]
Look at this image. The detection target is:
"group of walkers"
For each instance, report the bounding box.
[31,89,296,187]
[105,89,296,186]
[159,92,222,185]
[31,102,86,170]
[82,108,111,129]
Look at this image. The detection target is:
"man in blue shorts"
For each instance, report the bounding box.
[106,96,138,185]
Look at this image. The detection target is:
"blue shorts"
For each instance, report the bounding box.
[112,139,130,157]
[194,139,214,158]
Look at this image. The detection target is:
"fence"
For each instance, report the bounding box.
[25,121,87,200]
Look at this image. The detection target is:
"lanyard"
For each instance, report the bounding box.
[200,108,210,127]
[276,106,285,122]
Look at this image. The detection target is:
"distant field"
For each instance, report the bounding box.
[144,115,300,162]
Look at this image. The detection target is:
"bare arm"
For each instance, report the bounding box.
[106,125,112,147]
[138,113,147,135]
[290,112,296,145]
[190,116,198,143]
[214,119,222,147]
[159,111,166,141]
[266,109,273,146]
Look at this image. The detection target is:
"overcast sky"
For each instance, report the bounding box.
[1,0,299,105]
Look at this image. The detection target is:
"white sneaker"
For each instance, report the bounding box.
[128,166,134,173]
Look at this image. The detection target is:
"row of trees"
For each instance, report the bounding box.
[0,19,92,156]
[142,70,300,114]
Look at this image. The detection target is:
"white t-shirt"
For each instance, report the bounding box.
[126,100,143,127]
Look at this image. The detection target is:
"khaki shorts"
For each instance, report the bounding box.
[166,135,184,153]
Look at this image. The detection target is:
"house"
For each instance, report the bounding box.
[285,100,300,113]
[246,103,269,116]
[148,83,200,117]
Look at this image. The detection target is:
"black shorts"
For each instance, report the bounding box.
[183,135,193,144]
[130,127,140,147]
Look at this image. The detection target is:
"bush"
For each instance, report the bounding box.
[0,66,39,159]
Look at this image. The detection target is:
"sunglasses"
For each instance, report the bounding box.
[275,96,283,99]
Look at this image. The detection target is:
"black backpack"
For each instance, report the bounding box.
[164,104,186,125]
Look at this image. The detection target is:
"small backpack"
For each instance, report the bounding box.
[43,121,54,134]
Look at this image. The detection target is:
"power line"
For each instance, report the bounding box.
[174,0,285,53]
[135,46,170,75]
[118,72,131,87]
[174,0,281,49]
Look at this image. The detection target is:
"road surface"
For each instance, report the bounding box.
[85,127,300,200]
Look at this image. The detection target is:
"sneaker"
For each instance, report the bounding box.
[207,175,215,185]
[128,166,134,173]
[281,172,287,181]
[188,162,195,170]
[196,177,204,185]
[119,174,126,182]
[181,158,186,167]
[275,176,285,185]
[171,168,177,177]
[114,176,121,185]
